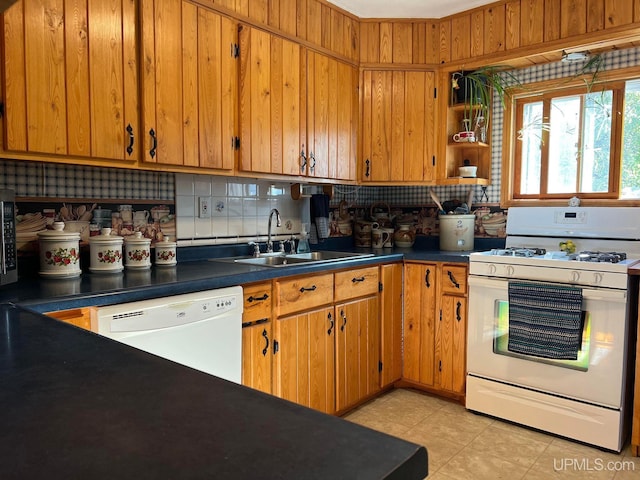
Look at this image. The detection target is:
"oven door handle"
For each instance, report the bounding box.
[581,289,626,302]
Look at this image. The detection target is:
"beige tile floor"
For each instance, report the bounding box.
[343,388,640,479]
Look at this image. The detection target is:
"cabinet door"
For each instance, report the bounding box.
[141,0,236,170]
[3,0,138,161]
[306,50,357,181]
[335,296,379,411]
[436,295,466,394]
[361,70,436,183]
[273,307,335,414]
[46,307,94,331]
[380,263,403,387]
[403,263,436,386]
[238,26,304,176]
[242,320,272,394]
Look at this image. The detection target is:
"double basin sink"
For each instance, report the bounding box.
[215,251,374,268]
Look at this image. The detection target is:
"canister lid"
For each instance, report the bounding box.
[124,231,151,245]
[89,227,123,244]
[37,222,81,241]
[155,235,176,247]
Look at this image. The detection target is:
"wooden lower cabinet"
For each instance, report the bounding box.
[45,307,95,331]
[403,262,467,399]
[379,263,403,388]
[241,282,273,394]
[335,296,379,412]
[273,306,336,414]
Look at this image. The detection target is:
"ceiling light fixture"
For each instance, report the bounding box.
[561,50,591,62]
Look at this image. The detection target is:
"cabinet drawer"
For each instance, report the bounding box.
[243,282,272,323]
[46,307,95,331]
[441,265,467,295]
[276,274,334,317]
[334,266,379,302]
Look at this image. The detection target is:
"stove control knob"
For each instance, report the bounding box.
[571,271,580,282]
[506,266,515,276]
[593,272,603,285]
[488,264,496,274]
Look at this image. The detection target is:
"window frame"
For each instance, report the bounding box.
[501,67,640,207]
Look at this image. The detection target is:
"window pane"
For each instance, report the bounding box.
[519,102,543,194]
[621,80,640,199]
[580,91,612,193]
[548,96,580,193]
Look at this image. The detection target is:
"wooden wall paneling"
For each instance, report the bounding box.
[248,0,268,24]
[66,0,90,157]
[306,0,322,45]
[268,0,280,29]
[3,1,27,151]
[390,71,404,181]
[605,0,634,27]
[360,22,380,63]
[470,10,484,58]
[330,8,344,57]
[521,0,545,46]
[25,0,67,154]
[403,72,426,181]
[586,0,605,31]
[234,0,249,17]
[439,20,451,64]
[560,0,587,38]
[635,0,640,22]
[392,22,413,63]
[212,0,235,11]
[484,4,505,54]
[505,0,521,50]
[425,22,439,64]
[321,4,331,50]
[412,22,426,64]
[122,0,139,161]
[544,0,561,41]
[296,0,307,40]
[348,17,359,62]
[379,22,393,63]
[182,2,199,167]
[450,14,471,61]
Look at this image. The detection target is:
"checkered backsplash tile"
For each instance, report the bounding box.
[0,160,174,200]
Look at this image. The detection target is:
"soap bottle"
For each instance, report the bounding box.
[297,226,311,253]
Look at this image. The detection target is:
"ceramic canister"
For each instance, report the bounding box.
[88,227,124,273]
[37,222,82,278]
[124,231,152,269]
[155,235,177,266]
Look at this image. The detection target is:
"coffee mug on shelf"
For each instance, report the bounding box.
[453,131,476,143]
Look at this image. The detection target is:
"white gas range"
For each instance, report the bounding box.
[466,206,640,452]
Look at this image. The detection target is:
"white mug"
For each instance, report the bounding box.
[453,131,476,143]
[372,228,389,249]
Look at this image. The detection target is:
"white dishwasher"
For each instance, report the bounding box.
[93,286,243,383]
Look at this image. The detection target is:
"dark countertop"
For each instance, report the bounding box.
[2,237,503,313]
[0,303,428,479]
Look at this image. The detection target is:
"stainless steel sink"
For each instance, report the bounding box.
[212,251,374,268]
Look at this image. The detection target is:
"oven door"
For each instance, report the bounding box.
[467,275,630,408]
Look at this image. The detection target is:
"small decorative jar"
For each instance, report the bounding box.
[155,235,177,266]
[394,224,416,248]
[37,222,82,278]
[124,231,151,270]
[88,227,124,273]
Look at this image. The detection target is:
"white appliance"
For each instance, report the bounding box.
[93,286,243,383]
[466,207,640,452]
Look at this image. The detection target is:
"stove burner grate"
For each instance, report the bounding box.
[571,251,627,263]
[490,247,547,257]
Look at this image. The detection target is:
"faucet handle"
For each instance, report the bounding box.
[278,241,286,253]
[248,241,261,257]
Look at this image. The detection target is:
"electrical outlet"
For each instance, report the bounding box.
[198,197,211,218]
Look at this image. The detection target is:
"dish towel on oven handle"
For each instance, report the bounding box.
[507,281,583,360]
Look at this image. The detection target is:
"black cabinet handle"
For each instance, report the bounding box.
[456,301,462,322]
[365,159,370,177]
[248,294,269,303]
[447,270,460,289]
[299,285,317,293]
[261,328,269,356]
[425,268,431,288]
[309,151,316,173]
[300,149,307,173]
[327,312,334,335]
[340,309,347,331]
[126,124,134,156]
[352,276,365,283]
[149,128,157,159]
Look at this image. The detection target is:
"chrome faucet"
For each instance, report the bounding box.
[267,208,281,253]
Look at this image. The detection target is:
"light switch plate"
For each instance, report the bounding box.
[198,197,211,218]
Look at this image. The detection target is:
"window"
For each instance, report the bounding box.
[509,77,640,202]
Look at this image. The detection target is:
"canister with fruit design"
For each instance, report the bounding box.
[37,222,82,278]
[124,232,151,269]
[88,228,124,273]
[155,236,177,266]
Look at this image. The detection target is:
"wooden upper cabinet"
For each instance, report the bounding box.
[361,70,436,184]
[238,26,304,176]
[2,0,139,161]
[140,0,237,171]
